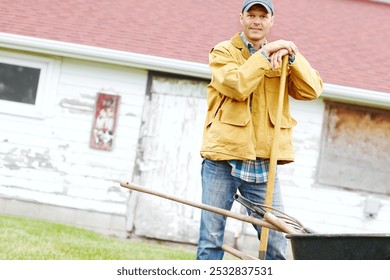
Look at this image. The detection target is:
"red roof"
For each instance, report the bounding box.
[0,0,389,93]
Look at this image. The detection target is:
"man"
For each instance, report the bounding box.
[197,0,322,260]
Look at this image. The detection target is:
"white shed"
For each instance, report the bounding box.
[0,0,389,256]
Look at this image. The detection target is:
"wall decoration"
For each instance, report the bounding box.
[90,92,120,151]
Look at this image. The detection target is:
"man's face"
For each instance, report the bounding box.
[240,5,274,44]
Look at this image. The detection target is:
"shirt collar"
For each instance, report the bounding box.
[240,32,267,55]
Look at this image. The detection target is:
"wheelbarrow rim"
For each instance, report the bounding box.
[286,233,390,238]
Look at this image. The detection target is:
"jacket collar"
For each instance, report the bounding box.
[231,32,251,59]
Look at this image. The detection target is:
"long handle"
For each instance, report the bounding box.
[120,181,281,231]
[258,55,290,260]
[222,244,258,260]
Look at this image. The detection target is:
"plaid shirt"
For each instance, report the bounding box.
[228,158,270,183]
[227,33,272,183]
[241,32,267,56]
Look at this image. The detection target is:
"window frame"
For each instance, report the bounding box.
[0,49,60,119]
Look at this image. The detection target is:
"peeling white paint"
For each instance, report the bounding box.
[0,56,146,227]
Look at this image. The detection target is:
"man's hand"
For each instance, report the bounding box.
[261,40,298,70]
[269,49,289,70]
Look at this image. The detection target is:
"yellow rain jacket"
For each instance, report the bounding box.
[200,33,323,163]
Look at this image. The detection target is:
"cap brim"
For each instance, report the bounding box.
[243,2,272,14]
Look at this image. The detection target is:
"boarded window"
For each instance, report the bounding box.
[317,101,390,195]
[0,62,41,105]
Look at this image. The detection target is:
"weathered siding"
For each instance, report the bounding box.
[0,56,146,236]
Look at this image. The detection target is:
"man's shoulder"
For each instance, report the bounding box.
[213,40,232,50]
[213,33,243,51]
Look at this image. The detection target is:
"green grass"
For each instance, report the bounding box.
[0,215,196,260]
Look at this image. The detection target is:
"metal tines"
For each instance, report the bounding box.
[234,194,314,234]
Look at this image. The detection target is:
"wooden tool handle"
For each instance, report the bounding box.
[259,55,290,259]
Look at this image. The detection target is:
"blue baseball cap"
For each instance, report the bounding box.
[242,0,273,15]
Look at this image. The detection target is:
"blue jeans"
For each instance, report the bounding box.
[196,159,287,260]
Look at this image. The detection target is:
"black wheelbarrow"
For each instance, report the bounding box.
[234,194,390,260]
[287,233,390,260]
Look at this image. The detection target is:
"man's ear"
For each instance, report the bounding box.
[239,12,244,25]
[270,15,274,27]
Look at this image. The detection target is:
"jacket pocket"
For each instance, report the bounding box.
[207,108,251,146]
[267,108,297,128]
[219,109,250,126]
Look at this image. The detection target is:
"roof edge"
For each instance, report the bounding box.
[322,84,390,109]
[0,32,211,79]
[0,33,389,109]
